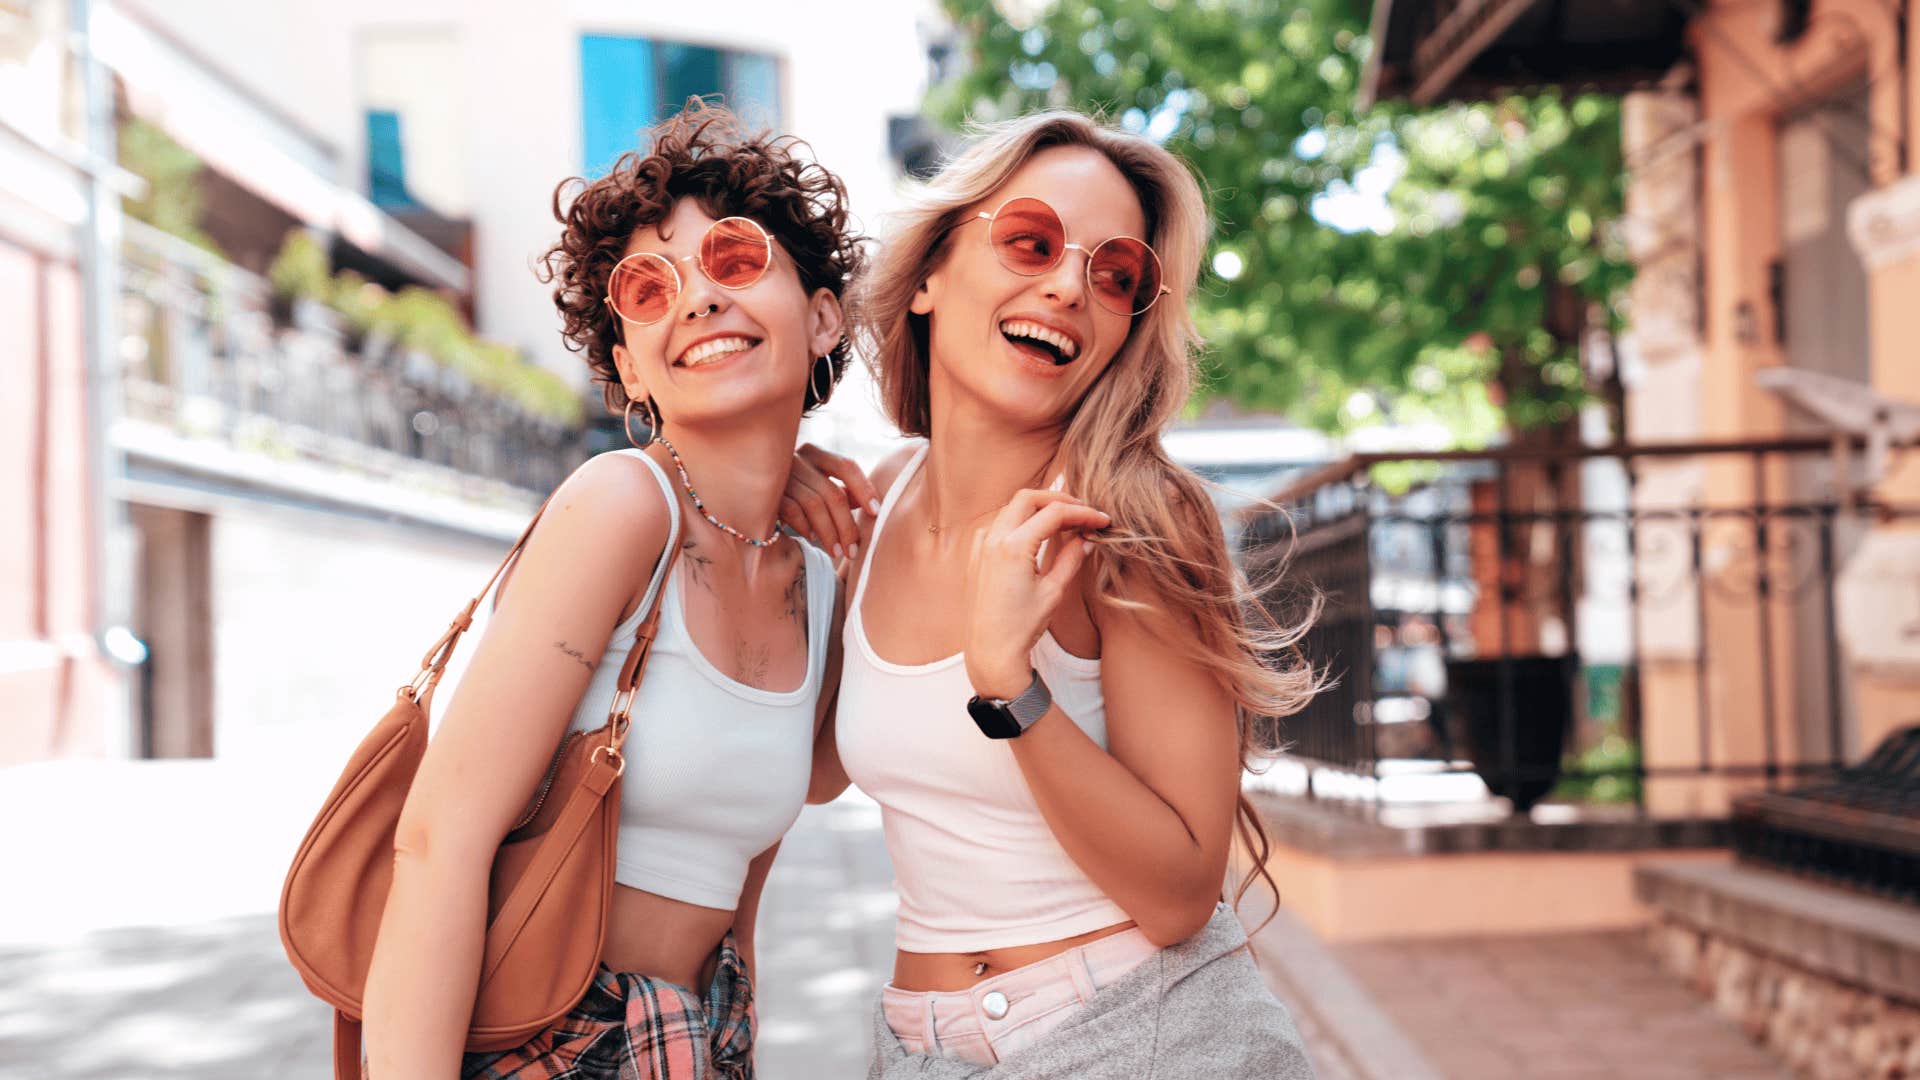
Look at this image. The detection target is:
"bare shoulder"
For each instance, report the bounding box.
[515,452,674,594]
[869,441,925,504]
[552,452,672,532]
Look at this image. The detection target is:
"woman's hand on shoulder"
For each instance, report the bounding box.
[781,442,921,579]
[963,489,1110,700]
[781,443,879,566]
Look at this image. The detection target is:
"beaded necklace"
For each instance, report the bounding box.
[655,434,786,548]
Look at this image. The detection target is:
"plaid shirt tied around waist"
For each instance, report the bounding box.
[462,934,754,1080]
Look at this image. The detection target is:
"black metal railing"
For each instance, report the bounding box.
[117,220,582,498]
[1241,436,1920,818]
[1732,724,1920,901]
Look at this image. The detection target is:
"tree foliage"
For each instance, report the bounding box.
[932,0,1632,440]
[120,117,224,256]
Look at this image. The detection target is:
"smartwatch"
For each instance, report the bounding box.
[966,669,1052,739]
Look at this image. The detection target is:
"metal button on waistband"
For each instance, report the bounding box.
[981,991,1010,1020]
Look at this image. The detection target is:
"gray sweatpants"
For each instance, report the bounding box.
[867,904,1316,1079]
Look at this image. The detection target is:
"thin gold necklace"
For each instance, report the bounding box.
[921,458,1050,535]
[925,504,999,536]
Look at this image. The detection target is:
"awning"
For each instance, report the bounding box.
[1362,0,1691,107]
[93,3,470,293]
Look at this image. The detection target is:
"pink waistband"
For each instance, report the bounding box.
[882,926,1158,1041]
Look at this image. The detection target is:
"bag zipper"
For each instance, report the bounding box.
[510,729,580,834]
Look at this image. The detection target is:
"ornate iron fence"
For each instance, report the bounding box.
[1241,437,1920,817]
[117,220,582,498]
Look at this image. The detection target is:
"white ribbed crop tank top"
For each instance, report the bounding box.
[560,449,834,910]
[835,445,1131,951]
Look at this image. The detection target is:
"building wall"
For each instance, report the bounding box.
[1844,6,1920,749]
[1691,0,1906,440]
[13,2,931,766]
[119,0,935,463]
[0,208,119,766]
[205,506,504,766]
[1265,842,1732,943]
[1636,0,1920,782]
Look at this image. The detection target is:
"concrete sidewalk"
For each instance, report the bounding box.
[0,759,1787,1078]
[0,760,900,1079]
[0,761,1343,1078]
[1335,929,1789,1080]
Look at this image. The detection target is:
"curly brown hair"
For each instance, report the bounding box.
[538,98,864,414]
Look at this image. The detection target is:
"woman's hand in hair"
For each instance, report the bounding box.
[781,443,882,570]
[964,490,1109,700]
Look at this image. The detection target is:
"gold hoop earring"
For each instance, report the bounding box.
[623,398,659,448]
[808,355,833,407]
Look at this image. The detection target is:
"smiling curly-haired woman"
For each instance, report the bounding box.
[360,99,862,1080]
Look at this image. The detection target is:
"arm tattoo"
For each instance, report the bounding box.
[553,640,594,672]
[734,640,772,687]
[681,538,716,591]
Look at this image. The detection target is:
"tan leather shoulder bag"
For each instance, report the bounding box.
[278,497,680,1079]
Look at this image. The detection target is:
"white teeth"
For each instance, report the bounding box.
[999,319,1079,359]
[678,337,756,367]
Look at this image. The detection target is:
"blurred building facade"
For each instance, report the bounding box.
[119,0,941,461]
[1246,1,1920,1074]
[1,0,116,762]
[1359,0,1920,783]
[1,0,940,769]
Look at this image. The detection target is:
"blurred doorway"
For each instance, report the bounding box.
[1775,79,1872,762]
[129,503,215,758]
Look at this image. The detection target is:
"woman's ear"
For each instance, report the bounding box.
[807,289,845,358]
[908,277,936,317]
[610,341,649,404]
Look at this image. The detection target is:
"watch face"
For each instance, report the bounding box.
[967,697,1025,739]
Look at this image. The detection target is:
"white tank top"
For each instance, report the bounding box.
[835,445,1132,952]
[562,449,834,910]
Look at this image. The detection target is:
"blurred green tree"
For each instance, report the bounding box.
[932,0,1632,441]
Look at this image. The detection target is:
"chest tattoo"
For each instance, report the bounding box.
[734,640,772,687]
[681,538,716,592]
[782,561,808,638]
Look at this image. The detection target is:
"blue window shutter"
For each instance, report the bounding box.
[366,110,412,208]
[581,34,655,177]
[657,42,722,114]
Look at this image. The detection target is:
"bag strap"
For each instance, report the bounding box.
[479,741,623,987]
[477,458,684,983]
[403,497,555,701]
[404,449,685,703]
[333,1012,362,1080]
[597,449,684,752]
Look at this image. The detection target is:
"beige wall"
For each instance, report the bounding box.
[1628,0,1920,785]
[1266,842,1732,943]
[1691,0,1907,434]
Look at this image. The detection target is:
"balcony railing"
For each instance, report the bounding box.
[116,220,579,499]
[1240,436,1920,820]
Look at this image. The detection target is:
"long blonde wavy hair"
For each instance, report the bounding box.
[853,110,1319,915]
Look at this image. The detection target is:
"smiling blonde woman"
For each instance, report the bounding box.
[788,110,1318,1079]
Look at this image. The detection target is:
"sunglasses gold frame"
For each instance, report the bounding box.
[603,216,775,327]
[974,196,1172,316]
